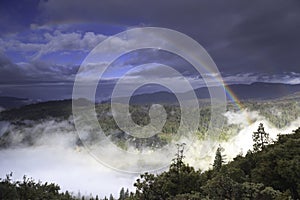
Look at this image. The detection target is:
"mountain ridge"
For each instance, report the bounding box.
[112,82,300,104]
[1,82,300,122]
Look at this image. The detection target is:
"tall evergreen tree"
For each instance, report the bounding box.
[124,189,129,199]
[172,143,186,171]
[213,145,225,171]
[118,187,125,200]
[252,123,270,152]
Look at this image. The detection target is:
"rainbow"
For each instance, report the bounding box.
[224,84,244,110]
[195,60,253,125]
[223,82,253,125]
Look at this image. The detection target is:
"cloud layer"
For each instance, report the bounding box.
[1,0,300,99]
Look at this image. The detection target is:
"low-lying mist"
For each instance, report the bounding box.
[0,118,135,197]
[184,109,300,170]
[0,108,299,198]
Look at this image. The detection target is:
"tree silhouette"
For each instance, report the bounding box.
[118,187,125,200]
[213,145,225,171]
[171,143,186,171]
[252,123,270,152]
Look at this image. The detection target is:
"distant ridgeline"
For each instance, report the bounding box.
[0,89,300,149]
[1,82,300,109]
[0,96,33,109]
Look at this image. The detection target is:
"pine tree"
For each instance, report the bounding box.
[109,194,114,200]
[171,143,186,171]
[124,189,129,198]
[213,145,225,171]
[118,187,125,200]
[252,123,270,152]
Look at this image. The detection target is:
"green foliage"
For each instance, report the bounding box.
[213,145,225,171]
[1,100,300,199]
[240,182,287,200]
[132,144,202,200]
[0,123,299,200]
[169,192,203,200]
[0,100,73,121]
[129,128,300,199]
[118,187,129,200]
[0,173,75,200]
[252,123,270,152]
[202,173,242,199]
[245,100,300,129]
[109,194,114,200]
[2,98,300,152]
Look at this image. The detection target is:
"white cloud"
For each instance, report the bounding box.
[2,30,107,59]
[35,31,106,58]
[220,72,300,85]
[286,78,300,84]
[222,73,259,84]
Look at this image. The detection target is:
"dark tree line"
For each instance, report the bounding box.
[0,173,74,200]
[126,125,300,199]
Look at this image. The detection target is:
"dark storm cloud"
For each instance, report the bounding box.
[0,0,299,88]
[0,0,40,34]
[111,49,199,78]
[36,0,300,75]
[223,0,300,74]
[0,53,77,84]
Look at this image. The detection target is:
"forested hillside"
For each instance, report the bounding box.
[1,97,300,150]
[1,126,299,200]
[126,127,300,200]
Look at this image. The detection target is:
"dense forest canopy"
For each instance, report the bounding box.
[1,97,299,150]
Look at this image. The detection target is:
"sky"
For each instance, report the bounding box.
[1,0,300,101]
[1,1,300,197]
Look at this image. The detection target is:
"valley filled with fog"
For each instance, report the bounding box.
[0,98,299,197]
